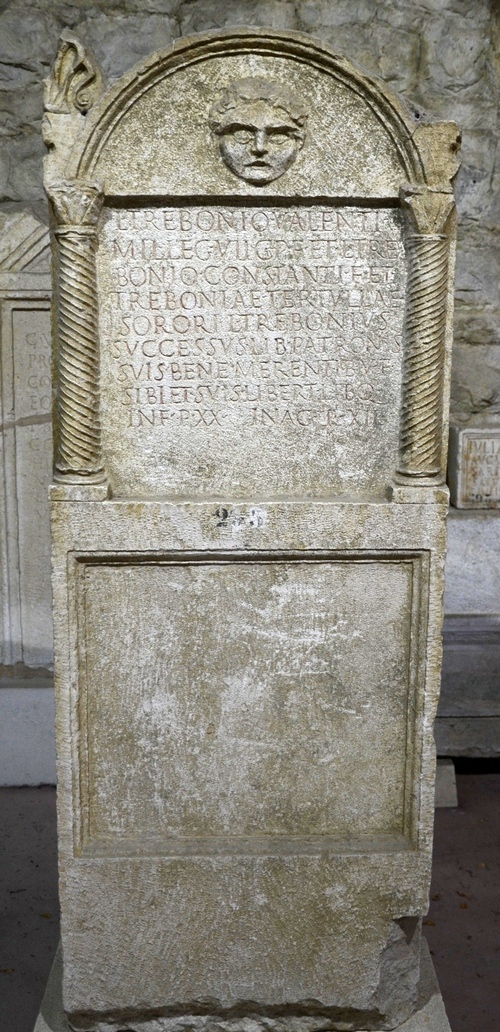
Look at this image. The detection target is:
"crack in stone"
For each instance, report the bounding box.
[0,412,51,433]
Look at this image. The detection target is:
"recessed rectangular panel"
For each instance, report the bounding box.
[79,557,416,851]
[97,205,405,498]
[0,304,53,666]
[12,308,53,665]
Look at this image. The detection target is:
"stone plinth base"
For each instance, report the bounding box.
[0,679,56,786]
[34,940,451,1032]
[435,759,458,808]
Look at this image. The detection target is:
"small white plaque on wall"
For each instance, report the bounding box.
[448,425,500,508]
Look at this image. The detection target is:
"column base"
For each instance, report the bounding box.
[34,939,451,1032]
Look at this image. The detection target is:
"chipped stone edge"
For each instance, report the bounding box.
[34,940,451,1032]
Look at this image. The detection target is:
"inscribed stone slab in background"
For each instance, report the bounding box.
[448,424,500,507]
[0,214,53,669]
[43,28,458,1032]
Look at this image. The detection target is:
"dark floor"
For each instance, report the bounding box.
[1,771,499,1032]
[1,786,59,1032]
[423,763,500,1032]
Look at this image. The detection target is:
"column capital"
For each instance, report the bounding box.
[47,179,104,228]
[400,185,454,237]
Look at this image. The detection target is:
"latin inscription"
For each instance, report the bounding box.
[464,434,500,504]
[23,328,52,416]
[98,206,406,496]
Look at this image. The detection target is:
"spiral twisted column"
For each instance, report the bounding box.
[48,181,105,482]
[398,186,454,479]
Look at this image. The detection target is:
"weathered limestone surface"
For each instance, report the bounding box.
[43,27,456,1032]
[0,212,53,668]
[0,212,54,784]
[444,511,500,615]
[34,940,452,1032]
[0,0,497,423]
[100,206,406,498]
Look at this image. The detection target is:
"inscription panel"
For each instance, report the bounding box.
[98,206,406,497]
[79,556,417,851]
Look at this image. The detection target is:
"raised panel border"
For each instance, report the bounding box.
[65,548,429,858]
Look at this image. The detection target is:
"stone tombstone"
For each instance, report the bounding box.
[43,28,458,1032]
[0,213,53,669]
[448,422,500,508]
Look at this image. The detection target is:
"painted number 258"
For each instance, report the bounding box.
[215,506,266,529]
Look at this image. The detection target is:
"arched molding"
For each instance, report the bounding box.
[63,29,455,191]
[44,29,459,488]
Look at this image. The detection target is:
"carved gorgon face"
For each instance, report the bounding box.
[217,100,303,184]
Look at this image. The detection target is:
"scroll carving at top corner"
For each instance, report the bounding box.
[44,30,105,116]
[208,78,308,185]
[47,181,104,228]
[400,186,454,237]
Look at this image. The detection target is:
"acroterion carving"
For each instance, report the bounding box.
[209,78,307,184]
[43,29,105,115]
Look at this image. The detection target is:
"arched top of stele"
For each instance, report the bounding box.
[58,29,459,198]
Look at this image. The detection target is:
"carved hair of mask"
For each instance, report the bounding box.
[208,77,308,185]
